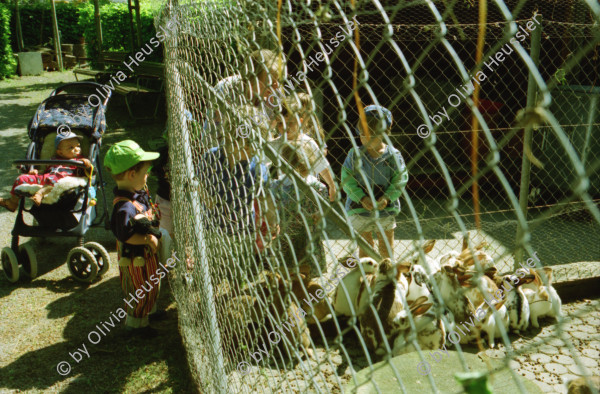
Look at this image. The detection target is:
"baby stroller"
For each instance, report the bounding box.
[1,82,112,284]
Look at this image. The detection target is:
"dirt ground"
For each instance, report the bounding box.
[0,72,195,393]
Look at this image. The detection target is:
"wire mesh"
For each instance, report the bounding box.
[153,0,599,392]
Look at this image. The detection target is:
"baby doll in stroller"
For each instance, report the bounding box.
[0,132,93,212]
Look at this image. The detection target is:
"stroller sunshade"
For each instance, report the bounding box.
[36,98,95,130]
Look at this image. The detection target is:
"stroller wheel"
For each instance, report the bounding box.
[67,247,98,283]
[84,242,111,276]
[1,247,19,283]
[19,243,38,279]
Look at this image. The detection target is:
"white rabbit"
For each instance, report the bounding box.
[412,240,441,277]
[521,268,562,328]
[520,267,562,328]
[481,303,509,348]
[333,257,378,317]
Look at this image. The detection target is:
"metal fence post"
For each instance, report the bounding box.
[515,15,543,266]
[163,11,228,393]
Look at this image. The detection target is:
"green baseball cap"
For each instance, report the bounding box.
[104,140,159,174]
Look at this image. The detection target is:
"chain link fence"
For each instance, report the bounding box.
[153,0,599,392]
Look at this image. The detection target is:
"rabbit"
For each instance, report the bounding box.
[411,240,440,276]
[391,276,447,356]
[290,273,332,324]
[433,264,502,345]
[391,296,439,356]
[432,265,477,325]
[481,302,509,348]
[456,237,494,271]
[439,250,461,268]
[493,271,536,333]
[460,266,514,347]
[521,267,562,328]
[358,262,424,357]
[333,257,379,317]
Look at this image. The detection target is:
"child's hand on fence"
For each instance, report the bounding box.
[376,196,389,210]
[146,234,159,252]
[360,196,374,211]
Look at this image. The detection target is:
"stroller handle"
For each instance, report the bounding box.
[13,159,91,169]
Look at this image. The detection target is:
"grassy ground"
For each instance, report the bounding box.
[0,72,196,393]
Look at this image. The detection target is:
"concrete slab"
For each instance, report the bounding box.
[16,52,43,76]
[344,351,542,393]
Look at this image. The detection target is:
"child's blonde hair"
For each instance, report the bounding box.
[241,49,283,81]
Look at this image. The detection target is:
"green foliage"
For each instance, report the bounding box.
[9,2,84,49]
[0,3,16,78]
[78,3,162,68]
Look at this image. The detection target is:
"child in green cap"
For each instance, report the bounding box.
[105,140,172,337]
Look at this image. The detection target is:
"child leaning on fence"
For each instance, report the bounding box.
[197,117,274,288]
[341,105,409,259]
[203,49,282,149]
[268,141,328,279]
[268,98,337,202]
[105,140,164,337]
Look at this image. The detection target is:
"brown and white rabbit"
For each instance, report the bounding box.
[357,261,416,356]
[392,273,446,356]
[494,270,536,333]
[333,257,378,317]
[460,269,508,347]
[432,265,478,326]
[290,273,332,324]
[390,296,440,356]
[520,267,562,328]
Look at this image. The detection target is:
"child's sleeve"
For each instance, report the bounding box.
[341,149,366,202]
[383,151,409,202]
[111,202,138,243]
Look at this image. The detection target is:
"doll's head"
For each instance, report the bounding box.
[55,132,83,159]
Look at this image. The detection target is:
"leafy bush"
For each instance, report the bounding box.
[9,2,84,49]
[0,3,16,78]
[78,3,161,68]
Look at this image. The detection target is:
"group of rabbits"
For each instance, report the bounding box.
[222,238,563,364]
[331,239,563,357]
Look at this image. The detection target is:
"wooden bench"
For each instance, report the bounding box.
[113,61,164,119]
[73,52,164,119]
[73,52,131,83]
